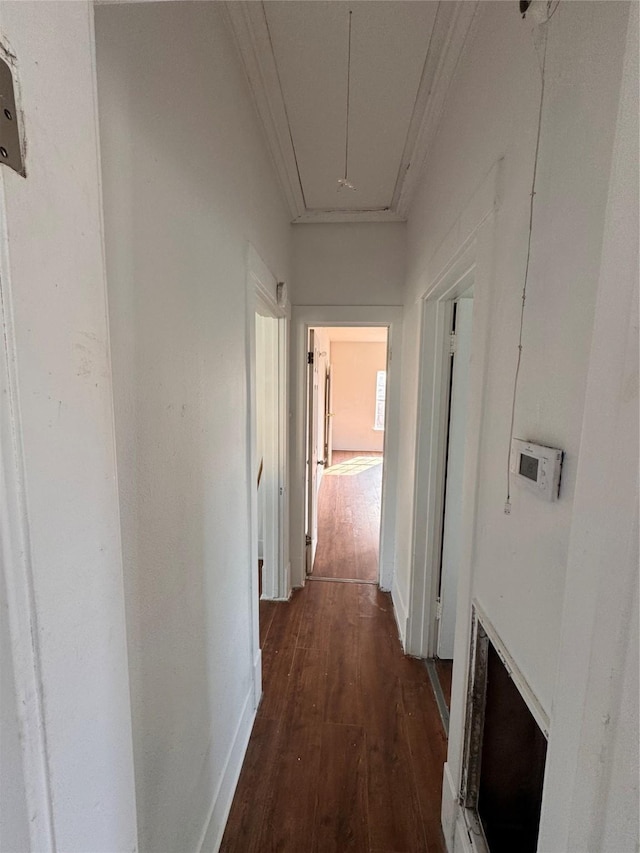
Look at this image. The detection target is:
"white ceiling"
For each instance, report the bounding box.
[225,1,477,223]
[263,2,437,213]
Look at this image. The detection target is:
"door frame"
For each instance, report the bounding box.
[405,210,495,663]
[246,245,289,704]
[436,291,474,659]
[290,306,403,595]
[304,328,319,575]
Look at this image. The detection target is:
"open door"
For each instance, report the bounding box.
[437,295,473,658]
[255,313,279,598]
[323,364,333,468]
[305,330,320,575]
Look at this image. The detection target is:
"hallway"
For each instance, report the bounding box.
[221,581,447,852]
[312,450,383,582]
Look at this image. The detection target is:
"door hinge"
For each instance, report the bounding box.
[305,535,312,546]
[449,332,457,355]
[436,597,443,620]
[0,55,25,177]
[307,351,314,365]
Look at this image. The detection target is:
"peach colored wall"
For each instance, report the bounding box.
[330,342,387,452]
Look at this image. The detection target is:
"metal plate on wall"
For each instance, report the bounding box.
[0,54,25,176]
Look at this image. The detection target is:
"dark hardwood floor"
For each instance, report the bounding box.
[223,582,448,853]
[312,450,383,582]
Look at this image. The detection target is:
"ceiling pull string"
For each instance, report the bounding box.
[338,9,356,191]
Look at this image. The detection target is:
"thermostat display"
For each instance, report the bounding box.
[510,438,563,501]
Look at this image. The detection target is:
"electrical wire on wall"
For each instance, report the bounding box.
[504,8,555,515]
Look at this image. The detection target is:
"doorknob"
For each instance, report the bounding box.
[317,460,325,466]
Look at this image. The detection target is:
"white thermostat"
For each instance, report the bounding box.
[510,438,564,501]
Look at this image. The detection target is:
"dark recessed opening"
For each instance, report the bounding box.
[477,641,547,853]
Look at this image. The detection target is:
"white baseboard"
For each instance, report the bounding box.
[391,574,408,649]
[253,648,262,710]
[198,686,257,853]
[441,761,459,852]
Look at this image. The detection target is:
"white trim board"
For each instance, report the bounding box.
[391,573,409,649]
[473,600,550,737]
[0,176,55,853]
[197,686,257,853]
[245,243,290,721]
[405,160,501,664]
[289,305,403,592]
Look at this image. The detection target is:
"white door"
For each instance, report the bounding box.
[437,296,473,659]
[255,312,280,599]
[324,364,333,468]
[305,330,320,574]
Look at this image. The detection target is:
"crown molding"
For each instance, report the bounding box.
[393,1,480,219]
[223,1,305,220]
[224,0,478,225]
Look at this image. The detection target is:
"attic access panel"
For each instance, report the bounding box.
[461,607,548,853]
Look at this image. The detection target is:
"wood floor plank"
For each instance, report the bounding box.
[401,681,448,853]
[258,594,305,722]
[359,614,429,851]
[219,717,282,853]
[313,451,382,582]
[322,582,361,725]
[223,576,448,852]
[313,724,369,853]
[258,640,296,722]
[265,590,305,650]
[358,583,393,620]
[256,721,323,853]
[259,599,277,646]
[325,636,361,726]
[366,707,428,853]
[297,579,335,651]
[285,645,328,725]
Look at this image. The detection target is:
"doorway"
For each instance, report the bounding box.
[246,245,288,706]
[290,306,403,598]
[305,326,389,585]
[255,312,281,600]
[427,290,474,719]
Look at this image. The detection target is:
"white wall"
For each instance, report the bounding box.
[388,1,636,850]
[95,3,291,851]
[0,562,30,851]
[396,0,629,709]
[292,222,406,305]
[537,4,639,846]
[0,2,137,850]
[330,341,387,452]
